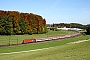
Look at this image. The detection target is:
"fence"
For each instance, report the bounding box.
[0,36,19,46]
[0,35,37,46]
[0,31,81,47]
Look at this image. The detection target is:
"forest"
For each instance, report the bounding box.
[51,23,85,29]
[0,10,47,35]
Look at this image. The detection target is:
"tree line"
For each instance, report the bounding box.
[0,10,47,35]
[51,23,85,29]
[47,23,90,34]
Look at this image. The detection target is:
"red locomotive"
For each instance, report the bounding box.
[22,39,36,44]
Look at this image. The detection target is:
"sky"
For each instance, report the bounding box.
[0,0,90,25]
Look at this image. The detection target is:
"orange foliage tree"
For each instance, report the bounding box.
[0,10,47,35]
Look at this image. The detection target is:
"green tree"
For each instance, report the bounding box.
[86,24,90,34]
[18,18,26,34]
[0,16,13,35]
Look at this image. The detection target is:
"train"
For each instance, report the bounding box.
[22,39,36,44]
[22,32,81,44]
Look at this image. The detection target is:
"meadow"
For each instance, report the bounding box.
[0,35,90,60]
[0,30,76,45]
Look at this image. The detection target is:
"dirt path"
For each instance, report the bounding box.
[67,39,90,44]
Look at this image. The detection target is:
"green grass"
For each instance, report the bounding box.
[0,35,90,60]
[0,30,76,45]
[0,35,90,53]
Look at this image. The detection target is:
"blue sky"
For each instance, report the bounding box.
[0,0,90,25]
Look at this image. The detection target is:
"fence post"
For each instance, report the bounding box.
[9,37,10,46]
[17,37,18,45]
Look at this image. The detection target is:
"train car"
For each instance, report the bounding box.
[36,38,45,42]
[38,38,51,41]
[64,35,71,38]
[52,37,59,40]
[22,39,36,44]
[57,36,65,39]
[44,38,52,41]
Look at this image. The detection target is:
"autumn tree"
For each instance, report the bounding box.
[0,10,46,35]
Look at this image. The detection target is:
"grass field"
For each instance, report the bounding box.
[0,30,76,45]
[0,35,90,60]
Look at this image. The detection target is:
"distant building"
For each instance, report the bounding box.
[57,27,83,31]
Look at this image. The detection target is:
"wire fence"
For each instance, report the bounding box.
[0,37,19,46]
[0,31,81,47]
